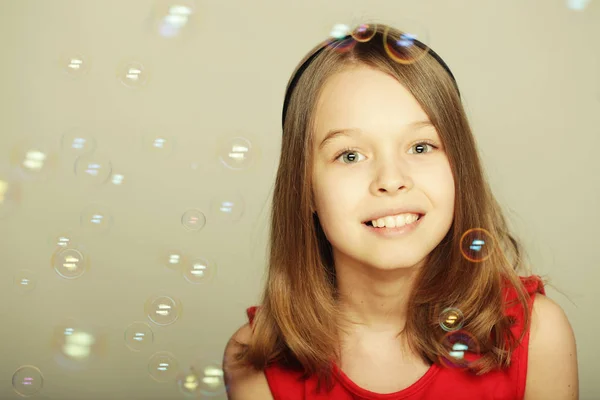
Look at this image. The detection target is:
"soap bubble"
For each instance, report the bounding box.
[14,269,38,294]
[182,209,206,231]
[438,307,464,332]
[60,54,91,77]
[52,247,88,280]
[148,351,179,382]
[124,322,154,352]
[51,319,107,371]
[183,257,216,284]
[12,365,44,396]
[117,61,149,88]
[74,154,113,185]
[145,293,182,326]
[210,190,245,222]
[460,228,496,262]
[218,136,254,170]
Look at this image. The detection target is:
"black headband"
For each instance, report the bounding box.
[282,34,460,129]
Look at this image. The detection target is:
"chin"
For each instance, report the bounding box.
[366,254,426,271]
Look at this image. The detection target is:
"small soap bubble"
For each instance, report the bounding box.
[117,61,149,88]
[438,330,480,370]
[178,358,226,396]
[12,365,44,396]
[210,190,245,222]
[9,139,58,180]
[351,23,377,42]
[0,170,22,219]
[177,370,202,396]
[61,127,96,155]
[218,136,254,170]
[74,154,113,185]
[183,257,216,284]
[145,293,182,326]
[51,319,107,371]
[438,307,464,332]
[110,172,128,186]
[152,0,197,39]
[329,23,350,39]
[124,322,154,352]
[148,351,179,382]
[60,54,91,77]
[80,204,113,235]
[382,21,430,65]
[162,250,187,271]
[14,269,38,294]
[141,131,175,158]
[182,209,206,231]
[52,247,87,279]
[567,0,592,10]
[460,228,496,262]
[48,231,81,249]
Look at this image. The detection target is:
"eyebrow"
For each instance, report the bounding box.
[318,120,434,151]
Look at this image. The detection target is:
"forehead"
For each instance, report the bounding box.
[313,65,430,140]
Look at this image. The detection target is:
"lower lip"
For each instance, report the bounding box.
[363,215,424,238]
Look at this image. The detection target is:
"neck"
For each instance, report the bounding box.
[334,255,421,334]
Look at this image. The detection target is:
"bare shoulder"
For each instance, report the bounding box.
[524,294,579,399]
[223,323,274,400]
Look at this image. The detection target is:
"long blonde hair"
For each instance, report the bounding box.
[230,23,540,392]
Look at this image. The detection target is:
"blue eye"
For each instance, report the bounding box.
[335,148,364,164]
[409,141,437,154]
[334,141,438,164]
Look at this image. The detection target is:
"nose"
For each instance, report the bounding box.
[370,158,413,195]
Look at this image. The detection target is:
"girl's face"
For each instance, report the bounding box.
[311,65,455,272]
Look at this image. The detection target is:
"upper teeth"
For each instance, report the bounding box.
[370,213,420,228]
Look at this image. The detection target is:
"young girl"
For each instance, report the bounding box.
[223,23,578,399]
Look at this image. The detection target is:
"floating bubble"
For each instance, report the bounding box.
[145,293,182,326]
[329,23,350,39]
[60,54,91,77]
[80,204,113,235]
[110,172,128,186]
[438,330,481,370]
[9,139,58,180]
[218,136,254,170]
[14,269,37,294]
[182,209,206,231]
[438,307,464,332]
[148,351,179,382]
[48,231,82,250]
[51,247,87,279]
[151,0,198,39]
[183,257,216,284]
[210,190,244,222]
[567,0,592,10]
[141,131,175,158]
[117,61,149,88]
[460,228,496,262]
[12,365,44,396]
[0,170,22,219]
[178,358,226,397]
[351,23,377,42]
[382,22,430,65]
[161,250,187,271]
[124,322,154,352]
[74,154,112,185]
[51,319,107,371]
[61,127,96,155]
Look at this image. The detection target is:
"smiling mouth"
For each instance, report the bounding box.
[364,214,424,228]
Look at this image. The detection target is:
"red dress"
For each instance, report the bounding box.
[246,275,545,400]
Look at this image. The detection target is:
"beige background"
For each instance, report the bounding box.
[0,0,598,399]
